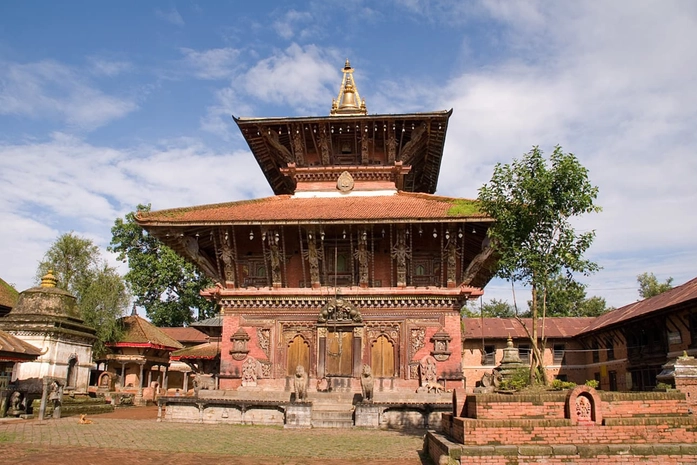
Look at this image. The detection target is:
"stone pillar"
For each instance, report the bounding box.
[137,362,145,398]
[120,362,126,389]
[183,371,189,392]
[163,366,169,391]
[674,353,697,411]
[147,368,152,387]
[38,376,51,421]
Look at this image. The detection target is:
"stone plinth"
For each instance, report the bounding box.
[285,403,312,428]
[354,403,381,427]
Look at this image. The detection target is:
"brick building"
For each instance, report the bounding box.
[462,276,697,392]
[135,60,496,394]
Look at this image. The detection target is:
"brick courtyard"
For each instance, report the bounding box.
[0,406,429,465]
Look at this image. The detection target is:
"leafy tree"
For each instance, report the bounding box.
[462,298,516,318]
[109,204,216,326]
[36,232,129,358]
[637,272,673,299]
[537,273,611,317]
[478,146,601,384]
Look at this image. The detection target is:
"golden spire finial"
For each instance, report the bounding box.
[41,270,57,288]
[330,59,367,116]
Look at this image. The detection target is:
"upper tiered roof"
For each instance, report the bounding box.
[234,60,452,195]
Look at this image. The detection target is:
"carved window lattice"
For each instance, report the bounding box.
[411,328,426,360]
[257,328,271,358]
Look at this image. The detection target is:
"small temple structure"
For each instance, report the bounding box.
[136,60,495,398]
[0,272,96,394]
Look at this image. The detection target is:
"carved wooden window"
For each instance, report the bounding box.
[241,258,267,288]
[326,247,352,286]
[412,254,437,286]
[371,335,395,378]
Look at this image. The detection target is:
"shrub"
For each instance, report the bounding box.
[498,367,530,391]
[585,379,599,389]
[551,379,576,390]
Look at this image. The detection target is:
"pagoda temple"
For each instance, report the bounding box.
[136,60,495,393]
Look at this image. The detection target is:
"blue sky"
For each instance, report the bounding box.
[1,1,695,310]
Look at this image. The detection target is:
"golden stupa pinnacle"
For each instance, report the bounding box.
[330,59,367,116]
[40,270,57,288]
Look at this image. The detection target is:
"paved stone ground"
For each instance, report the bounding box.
[0,406,431,464]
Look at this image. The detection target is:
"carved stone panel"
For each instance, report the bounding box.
[410,328,426,360]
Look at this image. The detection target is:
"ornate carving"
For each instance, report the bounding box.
[230,328,250,361]
[292,125,305,165]
[411,327,426,359]
[266,231,282,286]
[337,171,354,192]
[180,235,220,281]
[257,328,270,358]
[419,355,438,386]
[576,395,592,422]
[259,360,272,378]
[430,328,452,361]
[446,234,458,286]
[304,232,321,286]
[409,363,420,380]
[366,324,399,342]
[317,327,327,338]
[318,298,362,324]
[319,125,330,165]
[219,234,236,286]
[353,326,364,338]
[399,122,427,162]
[263,128,293,163]
[391,229,411,287]
[354,229,369,286]
[242,357,261,387]
[387,131,397,163]
[360,124,369,164]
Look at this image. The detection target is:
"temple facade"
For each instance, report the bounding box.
[136,61,495,394]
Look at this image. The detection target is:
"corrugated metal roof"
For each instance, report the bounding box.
[581,277,697,334]
[159,327,208,344]
[0,329,42,360]
[463,317,594,339]
[135,192,489,225]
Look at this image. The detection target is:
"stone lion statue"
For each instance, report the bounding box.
[294,365,308,402]
[360,364,374,402]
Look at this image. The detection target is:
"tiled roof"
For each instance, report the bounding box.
[0,329,42,361]
[170,341,221,360]
[135,192,489,225]
[112,315,183,350]
[463,317,594,339]
[191,316,222,328]
[580,276,697,334]
[0,278,19,309]
[159,327,208,344]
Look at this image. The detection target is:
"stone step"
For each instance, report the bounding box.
[311,408,355,428]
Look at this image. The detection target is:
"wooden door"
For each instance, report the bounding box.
[326,330,353,376]
[287,335,310,376]
[371,335,395,377]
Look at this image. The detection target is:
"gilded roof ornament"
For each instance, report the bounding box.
[40,270,57,288]
[330,59,367,116]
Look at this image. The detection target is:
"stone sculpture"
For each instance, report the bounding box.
[294,365,308,401]
[193,373,216,395]
[360,364,374,402]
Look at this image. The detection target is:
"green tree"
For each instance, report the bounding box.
[537,273,611,317]
[109,204,216,326]
[478,146,601,384]
[637,272,673,299]
[463,298,516,318]
[36,232,129,358]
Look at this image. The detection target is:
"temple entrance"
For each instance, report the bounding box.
[326,330,353,376]
[371,335,395,377]
[287,335,310,376]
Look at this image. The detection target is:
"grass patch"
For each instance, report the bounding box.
[446,199,482,217]
[0,433,14,443]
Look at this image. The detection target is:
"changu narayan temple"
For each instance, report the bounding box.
[136,60,495,395]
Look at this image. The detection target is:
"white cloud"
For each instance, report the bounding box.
[180,47,241,80]
[88,57,133,77]
[0,133,272,291]
[272,10,313,40]
[242,43,340,114]
[0,60,138,130]
[155,7,185,26]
